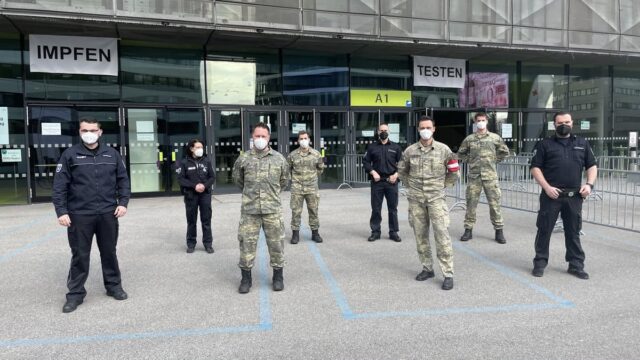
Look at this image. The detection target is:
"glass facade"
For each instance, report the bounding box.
[282,51,348,106]
[120,43,203,104]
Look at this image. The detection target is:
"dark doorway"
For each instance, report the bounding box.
[431,110,467,152]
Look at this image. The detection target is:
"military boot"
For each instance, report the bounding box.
[311,230,323,243]
[238,269,252,294]
[495,229,506,244]
[272,268,284,291]
[460,229,473,241]
[290,230,300,244]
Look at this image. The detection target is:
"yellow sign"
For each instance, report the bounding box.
[350,90,412,107]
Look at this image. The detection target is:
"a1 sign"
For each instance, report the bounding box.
[350,90,412,107]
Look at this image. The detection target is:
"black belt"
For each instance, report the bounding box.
[557,188,580,197]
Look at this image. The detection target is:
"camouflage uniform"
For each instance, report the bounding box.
[397,140,459,277]
[287,147,324,231]
[457,132,510,230]
[232,148,290,269]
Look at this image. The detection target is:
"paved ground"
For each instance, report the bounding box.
[1,188,639,359]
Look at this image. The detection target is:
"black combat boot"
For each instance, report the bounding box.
[495,229,506,244]
[311,230,323,243]
[272,268,284,291]
[238,269,252,294]
[460,229,472,241]
[290,230,300,244]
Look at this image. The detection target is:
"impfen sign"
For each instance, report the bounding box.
[29,35,118,76]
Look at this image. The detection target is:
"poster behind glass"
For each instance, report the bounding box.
[459,72,508,108]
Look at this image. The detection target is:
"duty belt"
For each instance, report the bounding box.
[558,188,580,197]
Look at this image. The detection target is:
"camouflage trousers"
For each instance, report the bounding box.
[290,192,320,231]
[408,197,454,277]
[238,213,285,269]
[464,177,504,230]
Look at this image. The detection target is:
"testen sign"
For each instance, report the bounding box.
[29,35,118,76]
[413,56,465,88]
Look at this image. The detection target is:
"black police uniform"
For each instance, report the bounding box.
[52,142,131,302]
[363,139,403,237]
[176,155,216,249]
[530,134,596,271]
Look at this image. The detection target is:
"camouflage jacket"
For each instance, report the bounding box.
[457,131,509,180]
[232,148,290,214]
[397,140,459,203]
[287,147,324,194]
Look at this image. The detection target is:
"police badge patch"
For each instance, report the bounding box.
[56,164,62,173]
[175,168,182,174]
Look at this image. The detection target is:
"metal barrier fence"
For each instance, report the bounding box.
[446,155,640,232]
[340,153,640,233]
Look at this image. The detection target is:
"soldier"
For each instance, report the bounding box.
[287,130,325,244]
[457,113,510,243]
[397,116,459,290]
[232,122,290,293]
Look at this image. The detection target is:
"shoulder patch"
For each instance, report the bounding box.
[175,168,182,174]
[56,164,63,173]
[532,149,537,157]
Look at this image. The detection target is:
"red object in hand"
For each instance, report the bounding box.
[447,159,459,172]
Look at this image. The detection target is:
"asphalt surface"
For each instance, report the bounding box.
[1,188,639,359]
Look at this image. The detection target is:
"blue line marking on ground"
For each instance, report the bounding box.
[0,228,66,264]
[0,230,273,348]
[305,224,574,320]
[0,214,52,239]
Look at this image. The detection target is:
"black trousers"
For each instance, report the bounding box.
[67,213,122,301]
[533,193,586,270]
[184,191,212,248]
[369,180,399,235]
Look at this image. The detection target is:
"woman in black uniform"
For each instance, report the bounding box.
[176,139,216,253]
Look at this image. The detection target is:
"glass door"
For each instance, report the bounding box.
[244,110,280,152]
[211,109,241,190]
[352,111,379,154]
[286,110,314,155]
[125,107,205,195]
[1,107,28,205]
[28,106,119,201]
[430,109,468,152]
[318,112,347,184]
[382,111,410,149]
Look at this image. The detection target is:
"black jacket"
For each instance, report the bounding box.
[52,143,131,217]
[176,155,216,194]
[363,140,403,178]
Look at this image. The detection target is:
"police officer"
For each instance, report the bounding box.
[288,130,324,244]
[176,138,216,254]
[398,116,459,290]
[52,117,131,313]
[457,113,510,243]
[363,123,403,242]
[530,111,597,279]
[232,123,290,293]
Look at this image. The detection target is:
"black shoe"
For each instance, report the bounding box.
[460,229,472,241]
[495,229,506,244]
[239,269,252,294]
[532,267,544,277]
[367,233,380,242]
[272,268,284,291]
[290,230,300,244]
[186,247,195,253]
[442,277,454,290]
[62,299,82,313]
[205,246,214,254]
[390,233,402,242]
[106,289,128,300]
[415,269,435,281]
[311,230,323,243]
[568,267,589,280]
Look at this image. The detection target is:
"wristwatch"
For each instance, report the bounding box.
[586,183,594,190]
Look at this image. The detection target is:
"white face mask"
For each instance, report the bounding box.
[254,138,268,150]
[419,129,433,140]
[299,139,310,148]
[194,148,204,157]
[476,121,487,130]
[81,132,99,145]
